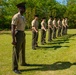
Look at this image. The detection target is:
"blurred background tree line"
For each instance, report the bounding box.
[0,0,76,30]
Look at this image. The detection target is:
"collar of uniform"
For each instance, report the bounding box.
[49,19,52,21]
[18,12,24,17]
[34,19,38,21]
[18,12,21,15]
[17,12,24,19]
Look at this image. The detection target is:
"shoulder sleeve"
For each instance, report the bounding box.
[32,20,35,27]
[65,20,67,25]
[57,21,59,24]
[41,22,42,26]
[62,21,64,25]
[11,15,18,25]
[41,22,44,26]
[53,20,54,25]
[48,20,50,25]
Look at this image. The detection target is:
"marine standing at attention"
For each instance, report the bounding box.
[62,18,66,35]
[53,17,57,39]
[41,17,47,45]
[31,15,39,50]
[65,17,68,35]
[11,2,27,74]
[57,18,62,37]
[48,16,53,42]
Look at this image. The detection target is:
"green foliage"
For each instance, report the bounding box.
[65,0,76,28]
[0,0,76,29]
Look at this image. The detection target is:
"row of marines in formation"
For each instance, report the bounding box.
[11,2,68,74]
[32,15,68,50]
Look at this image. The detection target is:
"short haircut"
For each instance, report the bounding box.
[42,17,46,19]
[50,16,53,18]
[34,15,39,17]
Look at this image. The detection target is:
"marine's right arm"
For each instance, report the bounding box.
[48,20,53,29]
[53,21,57,28]
[11,15,18,45]
[41,22,46,31]
[11,25,16,45]
[32,27,38,32]
[32,20,38,33]
[62,21,66,28]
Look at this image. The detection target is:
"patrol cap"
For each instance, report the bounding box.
[16,2,26,9]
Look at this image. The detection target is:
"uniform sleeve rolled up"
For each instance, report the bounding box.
[11,15,18,26]
[32,20,35,27]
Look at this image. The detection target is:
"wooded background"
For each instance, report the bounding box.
[0,0,76,30]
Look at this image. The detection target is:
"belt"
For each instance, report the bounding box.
[16,30,24,32]
[16,30,24,34]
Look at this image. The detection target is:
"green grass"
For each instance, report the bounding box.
[0,29,76,75]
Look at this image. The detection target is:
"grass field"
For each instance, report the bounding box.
[0,29,76,75]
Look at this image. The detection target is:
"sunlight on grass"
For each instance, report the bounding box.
[0,29,76,75]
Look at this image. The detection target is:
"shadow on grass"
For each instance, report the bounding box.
[0,31,11,35]
[47,40,69,45]
[0,33,11,35]
[20,61,76,72]
[0,31,32,35]
[38,45,69,50]
[37,34,76,50]
[47,34,76,45]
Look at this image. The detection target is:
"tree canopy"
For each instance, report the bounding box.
[0,0,76,30]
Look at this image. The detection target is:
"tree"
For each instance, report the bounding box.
[0,0,75,29]
[64,0,76,28]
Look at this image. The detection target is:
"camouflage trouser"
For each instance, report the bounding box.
[53,27,57,39]
[32,30,38,49]
[48,28,52,41]
[41,29,46,44]
[12,31,25,70]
